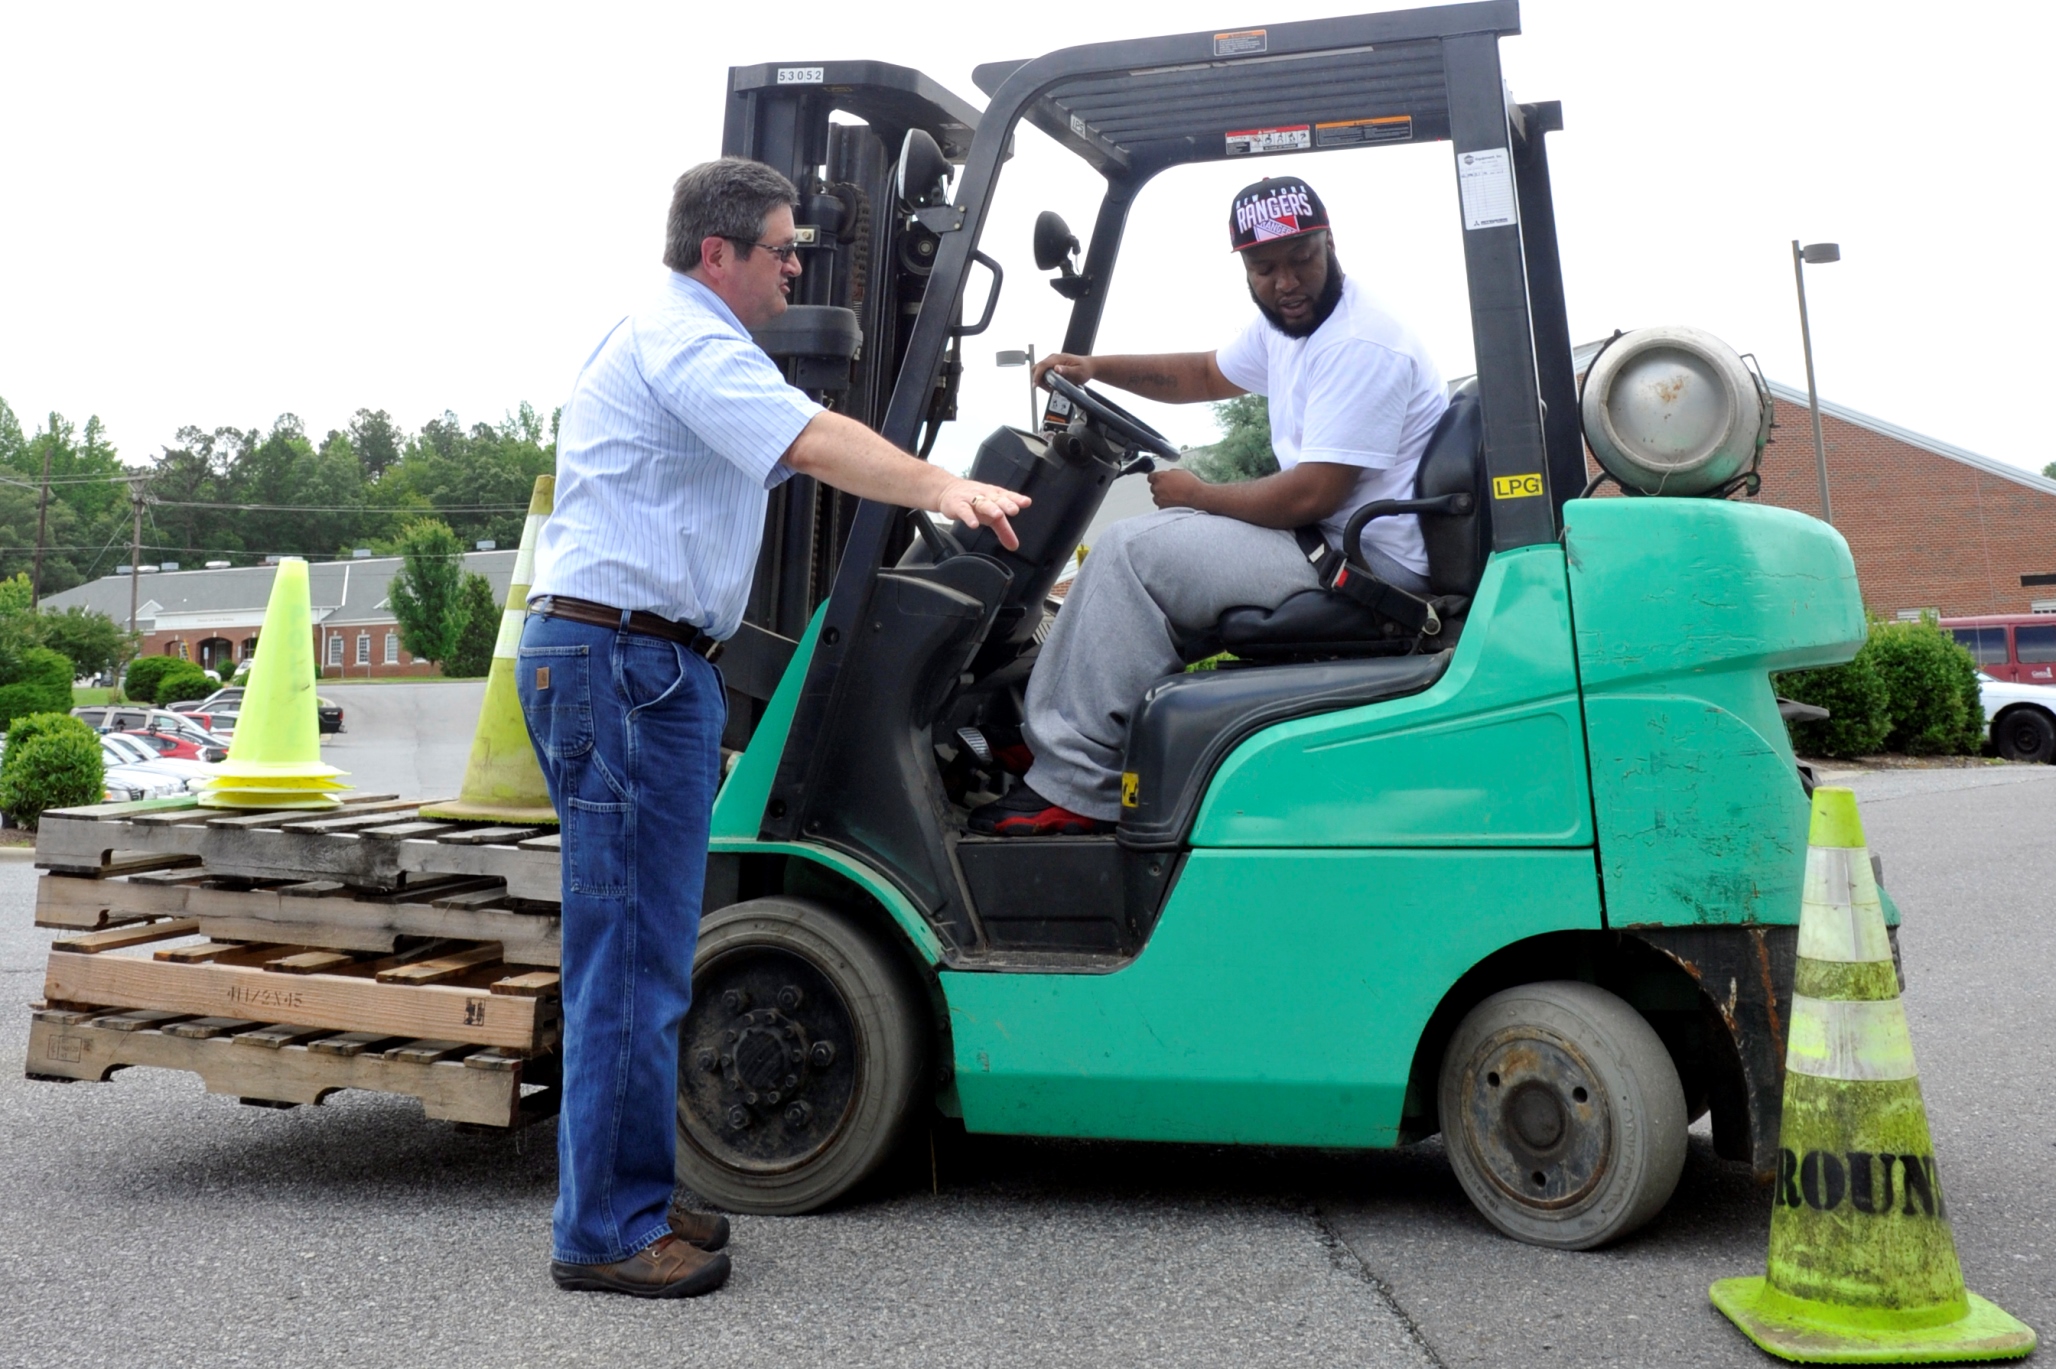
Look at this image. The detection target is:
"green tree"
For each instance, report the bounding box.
[389,518,466,668]
[2045,460,2056,481]
[36,606,132,680]
[1185,394,1278,484]
[123,655,183,704]
[442,572,501,678]
[0,711,104,829]
[348,408,404,481]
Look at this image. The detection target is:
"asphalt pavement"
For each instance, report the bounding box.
[316,680,486,800]
[0,751,2049,1367]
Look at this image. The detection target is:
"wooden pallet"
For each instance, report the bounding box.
[34,797,563,901]
[36,868,563,966]
[26,1007,553,1128]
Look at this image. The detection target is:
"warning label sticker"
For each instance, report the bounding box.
[1457,147,1517,230]
[1226,124,1311,157]
[1316,116,1413,148]
[1213,29,1267,57]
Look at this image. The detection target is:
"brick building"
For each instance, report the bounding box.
[40,550,518,681]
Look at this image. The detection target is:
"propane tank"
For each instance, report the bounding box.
[1580,326,1770,496]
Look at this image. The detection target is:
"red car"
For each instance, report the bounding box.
[119,729,227,764]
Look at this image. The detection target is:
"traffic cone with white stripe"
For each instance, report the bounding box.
[198,558,351,810]
[420,476,557,825]
[1710,787,2033,1362]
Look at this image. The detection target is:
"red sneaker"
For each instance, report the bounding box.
[968,783,1111,836]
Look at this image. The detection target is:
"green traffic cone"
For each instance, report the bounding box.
[420,475,557,825]
[1709,787,2033,1362]
[199,557,349,810]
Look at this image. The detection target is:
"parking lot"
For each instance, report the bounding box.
[2,710,2049,1366]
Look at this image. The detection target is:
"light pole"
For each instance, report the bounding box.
[1792,240,1841,523]
[995,346,1037,430]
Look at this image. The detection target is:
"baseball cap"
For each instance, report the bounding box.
[1228,177,1330,252]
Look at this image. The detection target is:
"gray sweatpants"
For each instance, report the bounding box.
[1023,508,1430,821]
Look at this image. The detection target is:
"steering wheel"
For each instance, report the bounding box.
[1045,373,1182,462]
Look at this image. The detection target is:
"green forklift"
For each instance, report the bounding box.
[683,0,1870,1249]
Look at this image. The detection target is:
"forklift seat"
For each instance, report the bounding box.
[1205,381,1489,661]
[1117,649,1453,850]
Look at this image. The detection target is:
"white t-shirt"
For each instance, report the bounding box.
[1214,277,1448,576]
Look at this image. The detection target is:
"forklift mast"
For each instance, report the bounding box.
[715,63,982,745]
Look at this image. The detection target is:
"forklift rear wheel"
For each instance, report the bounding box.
[1438,980,1687,1250]
[676,896,929,1215]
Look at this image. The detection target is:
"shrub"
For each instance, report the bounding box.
[123,655,182,704]
[1777,648,1891,759]
[0,647,79,732]
[152,662,215,707]
[1867,618,1983,755]
[0,711,104,829]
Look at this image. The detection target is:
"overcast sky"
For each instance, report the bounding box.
[3,0,2051,484]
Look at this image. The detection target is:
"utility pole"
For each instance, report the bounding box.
[128,479,145,635]
[30,439,52,608]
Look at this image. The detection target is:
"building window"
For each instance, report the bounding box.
[240,636,258,661]
[384,632,399,665]
[356,633,370,665]
[327,634,343,666]
[168,640,187,660]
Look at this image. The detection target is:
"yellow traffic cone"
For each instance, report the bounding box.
[198,558,350,810]
[1710,787,2034,1362]
[420,475,557,825]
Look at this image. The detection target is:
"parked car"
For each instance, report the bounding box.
[1979,671,2056,763]
[99,734,209,795]
[117,728,226,765]
[166,690,341,735]
[70,706,230,752]
[1942,614,2056,685]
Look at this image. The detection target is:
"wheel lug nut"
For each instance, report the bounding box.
[746,1091,759,1104]
[777,985,804,1010]
[784,1101,812,1128]
[725,1030,738,1044]
[726,1106,750,1129]
[722,989,750,1014]
[696,1048,718,1072]
[784,1073,798,1088]
[809,1041,836,1067]
[766,1090,781,1104]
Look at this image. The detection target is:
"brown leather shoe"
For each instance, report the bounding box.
[668,1206,731,1251]
[550,1234,730,1298]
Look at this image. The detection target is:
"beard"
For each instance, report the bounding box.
[1250,241,1345,339]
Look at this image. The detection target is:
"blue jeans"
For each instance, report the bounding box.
[516,613,724,1265]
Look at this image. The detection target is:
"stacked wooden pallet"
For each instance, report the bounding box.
[24,795,565,1129]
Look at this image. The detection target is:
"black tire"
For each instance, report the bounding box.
[1992,706,2056,764]
[1438,980,1687,1250]
[676,896,929,1215]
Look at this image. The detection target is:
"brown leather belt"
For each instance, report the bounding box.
[531,595,724,662]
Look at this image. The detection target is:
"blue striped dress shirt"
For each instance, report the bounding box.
[529,272,821,640]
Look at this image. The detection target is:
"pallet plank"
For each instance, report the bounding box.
[307,1032,404,1058]
[42,951,552,1049]
[435,827,543,847]
[51,919,201,955]
[25,1016,523,1125]
[490,971,560,997]
[235,1023,330,1050]
[377,944,503,986]
[156,942,260,965]
[359,822,461,842]
[266,950,359,975]
[160,1016,262,1040]
[384,1039,470,1064]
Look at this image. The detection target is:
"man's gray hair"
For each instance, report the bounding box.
[664,158,800,273]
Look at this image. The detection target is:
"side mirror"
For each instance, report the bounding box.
[1034,210,1090,300]
[1032,210,1079,271]
[895,128,952,209]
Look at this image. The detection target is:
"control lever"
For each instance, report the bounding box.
[911,510,965,561]
[1119,454,1156,477]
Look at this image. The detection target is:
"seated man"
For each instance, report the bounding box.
[970,175,1449,836]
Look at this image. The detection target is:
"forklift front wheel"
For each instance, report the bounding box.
[1438,981,1688,1250]
[676,896,930,1215]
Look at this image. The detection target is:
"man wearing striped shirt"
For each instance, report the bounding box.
[520,158,1026,1299]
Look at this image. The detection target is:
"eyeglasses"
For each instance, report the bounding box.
[726,236,802,263]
